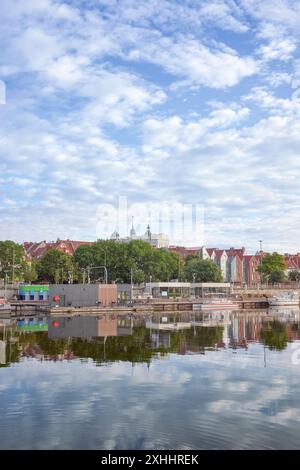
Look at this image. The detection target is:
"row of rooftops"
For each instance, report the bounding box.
[24,239,94,260]
[169,246,300,268]
[169,246,248,260]
[23,239,300,270]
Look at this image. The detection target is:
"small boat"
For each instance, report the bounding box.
[193,298,238,311]
[268,292,299,307]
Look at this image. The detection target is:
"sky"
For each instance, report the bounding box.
[1,0,300,252]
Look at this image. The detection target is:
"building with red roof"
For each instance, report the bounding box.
[24,239,95,260]
[243,255,261,287]
[168,246,201,258]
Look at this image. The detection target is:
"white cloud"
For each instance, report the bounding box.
[199,1,248,32]
[143,105,250,151]
[266,71,292,87]
[241,0,300,32]
[244,86,300,115]
[1,0,300,250]
[258,38,297,61]
[124,36,257,89]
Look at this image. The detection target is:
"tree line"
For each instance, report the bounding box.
[1,240,297,285]
[0,239,223,284]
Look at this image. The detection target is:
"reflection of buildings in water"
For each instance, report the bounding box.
[268,307,300,321]
[116,317,134,337]
[0,339,6,364]
[48,315,133,340]
[146,320,192,331]
[4,311,300,363]
[228,313,267,349]
[0,319,15,327]
[146,312,230,350]
[266,308,300,342]
[0,320,17,365]
[146,313,194,332]
[190,311,231,348]
[146,316,190,349]
[147,312,228,353]
[147,311,232,329]
[17,317,48,332]
[191,311,231,327]
[151,332,171,349]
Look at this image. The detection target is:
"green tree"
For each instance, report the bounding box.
[4,322,225,367]
[151,248,180,281]
[75,240,129,282]
[288,270,300,282]
[74,239,181,283]
[23,258,38,283]
[37,249,74,283]
[0,240,28,281]
[257,252,286,282]
[73,244,95,270]
[184,257,222,282]
[269,269,285,285]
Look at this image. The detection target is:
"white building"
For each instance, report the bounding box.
[110,224,169,248]
[215,249,228,281]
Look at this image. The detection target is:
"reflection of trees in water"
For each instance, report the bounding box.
[0,328,20,368]
[3,317,300,367]
[291,323,300,332]
[261,320,289,351]
[0,324,224,366]
[172,326,224,352]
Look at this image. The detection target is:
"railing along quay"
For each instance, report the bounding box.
[6,297,273,317]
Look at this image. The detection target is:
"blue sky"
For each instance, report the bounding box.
[1,0,300,252]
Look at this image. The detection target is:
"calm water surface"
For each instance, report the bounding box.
[1,309,300,450]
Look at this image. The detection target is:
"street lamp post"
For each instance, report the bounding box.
[130,267,133,304]
[4,271,9,300]
[12,248,15,285]
[192,273,196,298]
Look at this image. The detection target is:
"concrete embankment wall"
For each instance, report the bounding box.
[235,288,300,298]
[0,287,18,300]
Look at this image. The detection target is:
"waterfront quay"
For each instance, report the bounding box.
[4,281,300,317]
[8,297,268,317]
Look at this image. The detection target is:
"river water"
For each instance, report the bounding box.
[1,309,300,449]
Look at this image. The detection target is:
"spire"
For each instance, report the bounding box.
[110,230,119,240]
[130,216,136,239]
[146,224,151,240]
